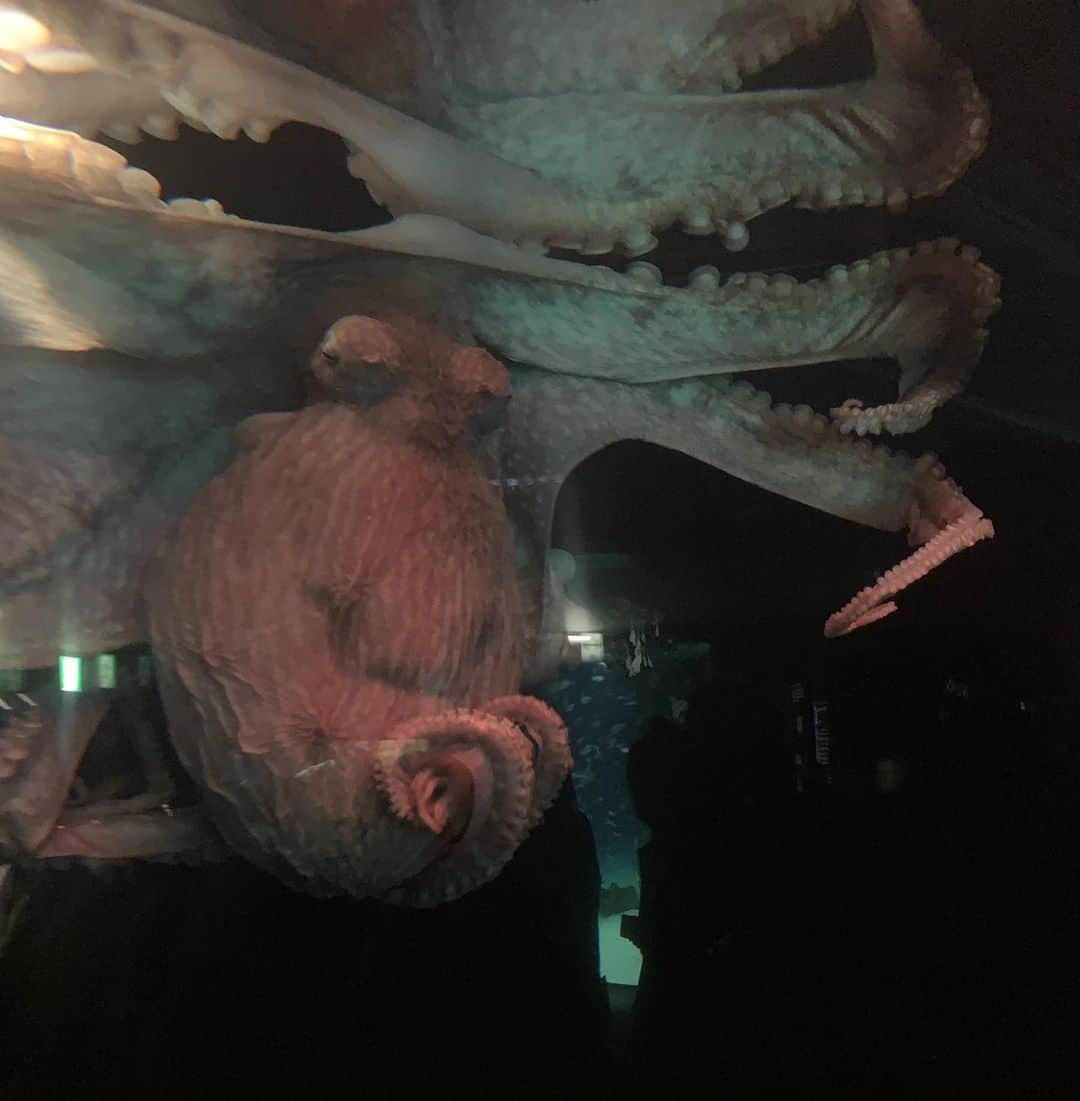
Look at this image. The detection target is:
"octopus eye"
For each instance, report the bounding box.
[320,346,340,366]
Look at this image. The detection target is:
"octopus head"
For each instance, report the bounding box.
[310,314,511,446]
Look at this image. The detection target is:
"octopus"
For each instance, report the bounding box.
[146,314,571,906]
[0,0,999,911]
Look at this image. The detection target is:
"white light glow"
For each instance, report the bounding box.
[0,236,104,351]
[59,655,82,693]
[0,9,50,53]
[25,47,96,74]
[567,632,604,662]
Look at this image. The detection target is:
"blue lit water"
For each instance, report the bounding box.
[536,639,714,983]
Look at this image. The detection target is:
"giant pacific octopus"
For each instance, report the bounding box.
[146,314,572,906]
[0,1,999,908]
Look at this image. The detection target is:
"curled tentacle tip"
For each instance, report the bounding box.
[824,600,899,638]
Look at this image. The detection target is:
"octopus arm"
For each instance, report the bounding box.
[0,122,999,425]
[444,0,987,250]
[500,369,991,658]
[0,339,257,668]
[468,236,1000,430]
[0,2,985,250]
[0,693,108,857]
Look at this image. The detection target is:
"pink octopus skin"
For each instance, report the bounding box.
[145,315,571,907]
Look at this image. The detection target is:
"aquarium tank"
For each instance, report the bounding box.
[1,2,1078,1099]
